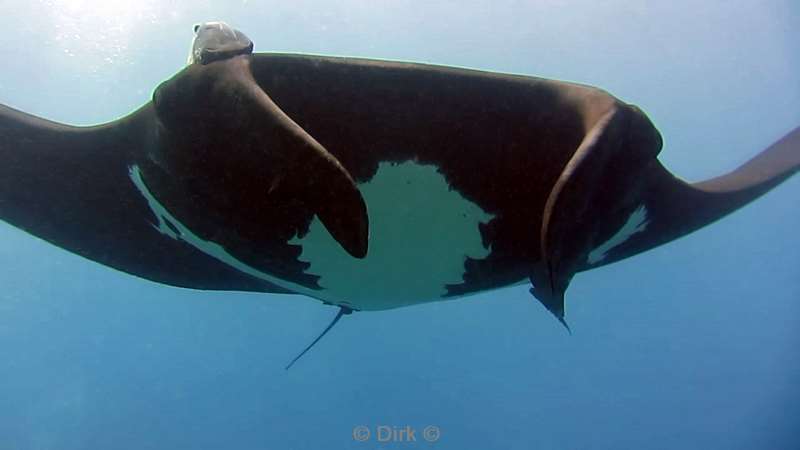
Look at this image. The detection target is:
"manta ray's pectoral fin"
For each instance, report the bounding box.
[530,103,663,326]
[591,125,800,267]
[285,305,353,370]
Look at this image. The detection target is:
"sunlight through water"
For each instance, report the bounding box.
[42,0,171,71]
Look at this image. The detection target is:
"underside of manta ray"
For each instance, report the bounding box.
[0,22,798,336]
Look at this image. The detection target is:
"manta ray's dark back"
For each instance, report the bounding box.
[0,47,797,324]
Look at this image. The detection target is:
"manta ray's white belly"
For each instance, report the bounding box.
[292,161,494,310]
[130,161,494,311]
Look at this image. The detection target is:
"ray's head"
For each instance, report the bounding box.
[187,21,253,65]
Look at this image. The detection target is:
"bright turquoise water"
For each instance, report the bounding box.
[0,1,798,449]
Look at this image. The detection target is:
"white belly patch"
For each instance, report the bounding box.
[130,161,494,311]
[291,161,494,310]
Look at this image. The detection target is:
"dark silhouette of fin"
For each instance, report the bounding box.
[285,306,353,370]
[0,103,293,294]
[593,126,800,268]
[530,286,572,334]
[530,104,661,325]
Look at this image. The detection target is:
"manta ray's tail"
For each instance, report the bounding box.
[285,306,353,370]
[596,125,800,267]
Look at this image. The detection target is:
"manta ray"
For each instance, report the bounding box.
[1,22,797,367]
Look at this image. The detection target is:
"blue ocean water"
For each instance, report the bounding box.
[0,1,798,449]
